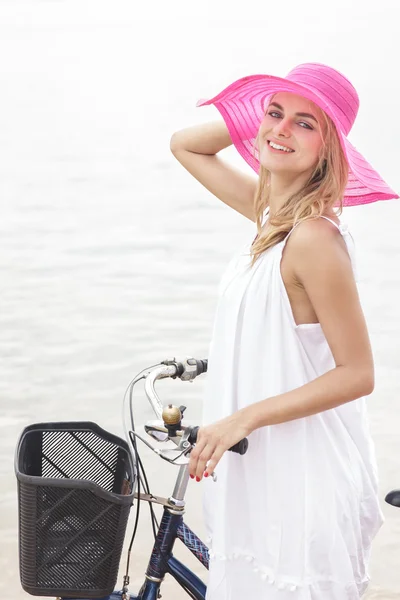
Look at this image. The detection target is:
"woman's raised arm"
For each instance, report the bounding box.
[170,121,257,221]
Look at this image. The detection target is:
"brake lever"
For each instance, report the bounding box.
[130,431,191,466]
[179,427,218,481]
[158,425,193,464]
[130,431,163,455]
[130,429,217,479]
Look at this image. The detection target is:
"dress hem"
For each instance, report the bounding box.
[206,537,370,595]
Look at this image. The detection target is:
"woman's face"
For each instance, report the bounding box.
[258,92,324,177]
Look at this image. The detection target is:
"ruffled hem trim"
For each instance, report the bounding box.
[206,536,370,594]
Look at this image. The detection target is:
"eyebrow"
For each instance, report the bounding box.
[269,102,318,123]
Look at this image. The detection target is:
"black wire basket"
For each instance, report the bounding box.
[15,421,136,598]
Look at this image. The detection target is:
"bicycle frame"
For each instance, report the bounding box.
[137,507,208,600]
[64,360,211,600]
[66,470,209,600]
[134,455,209,600]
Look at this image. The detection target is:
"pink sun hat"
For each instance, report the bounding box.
[197,63,398,207]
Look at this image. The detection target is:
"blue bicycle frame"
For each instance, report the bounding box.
[137,508,209,600]
[62,359,213,600]
[66,465,209,600]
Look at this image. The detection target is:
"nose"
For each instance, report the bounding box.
[273,117,291,138]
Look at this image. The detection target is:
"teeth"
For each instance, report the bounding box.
[269,141,293,152]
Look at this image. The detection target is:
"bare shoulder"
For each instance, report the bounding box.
[290,217,342,243]
[288,217,347,253]
[284,217,352,281]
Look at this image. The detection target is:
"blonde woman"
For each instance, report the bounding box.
[171,63,398,599]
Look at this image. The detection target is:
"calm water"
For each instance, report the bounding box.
[1,1,400,597]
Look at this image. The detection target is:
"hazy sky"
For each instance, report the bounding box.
[0,0,398,188]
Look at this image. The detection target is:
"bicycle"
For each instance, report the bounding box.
[16,356,399,600]
[16,358,248,600]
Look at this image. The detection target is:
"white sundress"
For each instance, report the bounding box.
[202,215,384,600]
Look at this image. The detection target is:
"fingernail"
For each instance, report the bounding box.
[190,474,194,479]
[204,472,209,478]
[196,476,200,482]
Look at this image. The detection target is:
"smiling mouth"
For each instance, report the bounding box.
[268,140,295,153]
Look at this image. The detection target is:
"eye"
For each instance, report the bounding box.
[298,121,313,130]
[267,110,281,119]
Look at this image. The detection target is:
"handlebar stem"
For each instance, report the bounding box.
[170,465,190,505]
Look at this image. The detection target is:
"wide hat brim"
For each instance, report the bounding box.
[197,74,399,207]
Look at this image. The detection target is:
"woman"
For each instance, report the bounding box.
[170,63,398,599]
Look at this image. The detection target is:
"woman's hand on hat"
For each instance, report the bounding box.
[188,411,253,481]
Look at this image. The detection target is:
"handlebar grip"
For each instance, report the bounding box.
[169,358,208,379]
[187,358,208,375]
[198,359,208,373]
[228,438,249,455]
[188,426,248,455]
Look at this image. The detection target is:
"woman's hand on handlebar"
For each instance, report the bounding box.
[188,412,252,481]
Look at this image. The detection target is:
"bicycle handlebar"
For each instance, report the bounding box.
[163,357,208,380]
[144,358,208,419]
[141,357,248,456]
[188,426,248,455]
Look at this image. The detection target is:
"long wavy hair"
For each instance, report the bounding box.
[250,102,349,265]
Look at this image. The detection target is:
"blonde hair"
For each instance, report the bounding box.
[250,105,348,265]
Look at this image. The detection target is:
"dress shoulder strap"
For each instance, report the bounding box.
[283,221,302,242]
[319,215,341,230]
[283,215,350,244]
